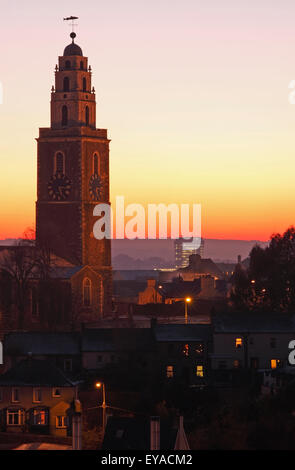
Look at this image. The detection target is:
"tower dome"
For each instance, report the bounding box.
[63,32,83,56]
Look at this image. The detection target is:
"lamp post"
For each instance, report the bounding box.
[95,382,106,434]
[184,297,191,324]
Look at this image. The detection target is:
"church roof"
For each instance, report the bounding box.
[63,42,83,56]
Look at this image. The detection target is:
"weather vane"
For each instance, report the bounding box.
[63,16,79,34]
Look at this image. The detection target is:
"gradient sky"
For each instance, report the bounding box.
[1,0,295,241]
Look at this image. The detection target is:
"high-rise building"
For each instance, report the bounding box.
[174,238,204,269]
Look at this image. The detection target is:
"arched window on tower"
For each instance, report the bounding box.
[62,105,68,126]
[83,77,87,92]
[65,60,71,69]
[55,152,65,175]
[83,278,92,307]
[80,61,84,70]
[63,77,70,92]
[85,106,89,126]
[93,153,99,175]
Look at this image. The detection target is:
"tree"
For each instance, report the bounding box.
[231,226,295,312]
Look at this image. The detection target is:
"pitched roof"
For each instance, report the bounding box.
[212,313,295,333]
[4,332,80,356]
[81,329,115,352]
[154,324,211,342]
[0,358,77,387]
[157,279,201,299]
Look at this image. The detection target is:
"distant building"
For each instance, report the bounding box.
[175,238,205,269]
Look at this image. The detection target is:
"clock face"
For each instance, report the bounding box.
[48,173,71,201]
[89,174,103,201]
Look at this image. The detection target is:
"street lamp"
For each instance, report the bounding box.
[184,297,191,324]
[95,382,106,434]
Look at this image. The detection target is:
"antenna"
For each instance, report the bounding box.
[63,16,79,34]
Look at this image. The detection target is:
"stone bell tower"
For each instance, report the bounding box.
[36,32,112,316]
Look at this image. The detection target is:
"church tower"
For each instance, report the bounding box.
[36,32,112,318]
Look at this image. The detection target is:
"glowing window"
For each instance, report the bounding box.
[7,409,24,426]
[56,416,68,429]
[271,359,277,369]
[196,365,204,377]
[33,409,48,425]
[235,338,243,349]
[195,342,204,355]
[182,344,189,357]
[166,365,174,378]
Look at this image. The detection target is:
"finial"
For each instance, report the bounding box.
[70,32,76,43]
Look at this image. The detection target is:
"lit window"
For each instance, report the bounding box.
[33,388,42,403]
[166,365,174,378]
[7,409,24,426]
[56,416,68,429]
[11,388,20,403]
[235,338,243,349]
[271,359,282,369]
[196,365,204,377]
[33,409,48,426]
[182,344,189,357]
[83,278,92,307]
[195,342,204,355]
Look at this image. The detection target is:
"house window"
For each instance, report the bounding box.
[55,152,65,175]
[56,416,68,429]
[93,153,99,175]
[62,105,68,126]
[83,278,92,307]
[52,388,61,398]
[182,344,189,357]
[166,365,174,378]
[11,388,20,403]
[235,338,243,349]
[196,365,204,377]
[64,359,72,372]
[233,360,240,369]
[33,388,42,403]
[7,409,24,426]
[271,359,282,369]
[270,338,277,349]
[33,409,48,426]
[195,342,204,355]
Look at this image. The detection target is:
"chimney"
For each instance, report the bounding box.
[150,416,160,450]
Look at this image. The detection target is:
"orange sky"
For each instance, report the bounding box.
[1,1,295,242]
